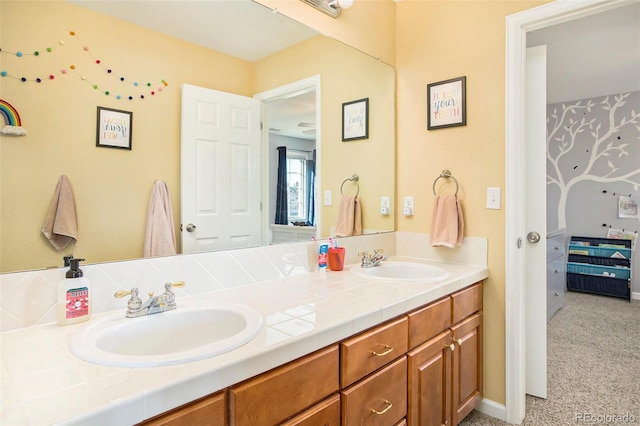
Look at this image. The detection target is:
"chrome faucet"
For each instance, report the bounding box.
[358,249,388,268]
[114,281,185,318]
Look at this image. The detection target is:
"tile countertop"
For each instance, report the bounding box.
[1,257,488,425]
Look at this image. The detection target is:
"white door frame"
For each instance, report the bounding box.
[254,75,322,244]
[504,0,636,423]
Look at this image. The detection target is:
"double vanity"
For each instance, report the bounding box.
[1,234,488,425]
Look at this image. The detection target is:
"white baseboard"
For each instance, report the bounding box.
[476,398,508,422]
[632,291,639,301]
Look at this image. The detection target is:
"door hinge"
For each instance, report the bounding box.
[517,237,522,249]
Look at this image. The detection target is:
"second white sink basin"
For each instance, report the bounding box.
[349,261,450,283]
[70,301,262,368]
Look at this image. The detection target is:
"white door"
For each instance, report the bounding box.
[181,83,261,253]
[524,45,548,398]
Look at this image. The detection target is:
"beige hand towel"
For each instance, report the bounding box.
[430,195,464,248]
[42,175,78,251]
[335,194,362,237]
[143,180,177,257]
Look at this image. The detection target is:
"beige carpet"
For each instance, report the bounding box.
[460,291,640,425]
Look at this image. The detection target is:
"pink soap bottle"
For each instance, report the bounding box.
[56,258,91,325]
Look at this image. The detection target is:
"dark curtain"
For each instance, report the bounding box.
[306,149,316,226]
[275,146,288,225]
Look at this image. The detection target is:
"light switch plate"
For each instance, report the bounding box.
[486,187,501,209]
[324,190,332,206]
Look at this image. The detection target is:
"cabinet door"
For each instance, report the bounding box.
[139,390,226,426]
[407,331,452,426]
[451,313,482,425]
[341,356,407,426]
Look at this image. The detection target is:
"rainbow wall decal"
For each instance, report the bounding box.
[0,99,27,136]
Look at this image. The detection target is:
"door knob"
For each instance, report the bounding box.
[186,223,197,232]
[527,231,541,243]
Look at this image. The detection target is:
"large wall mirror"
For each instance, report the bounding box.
[0,0,395,273]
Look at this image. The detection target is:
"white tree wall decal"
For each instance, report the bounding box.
[547,93,640,229]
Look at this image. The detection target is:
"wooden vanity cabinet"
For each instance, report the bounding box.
[138,390,226,426]
[407,282,483,426]
[139,282,483,426]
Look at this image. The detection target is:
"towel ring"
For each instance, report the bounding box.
[432,169,459,195]
[341,174,360,197]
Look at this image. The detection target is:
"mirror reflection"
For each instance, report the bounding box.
[0,0,395,273]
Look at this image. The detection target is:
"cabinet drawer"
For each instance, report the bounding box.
[280,394,340,426]
[341,316,409,387]
[139,390,226,426]
[229,345,339,426]
[407,296,451,349]
[341,356,408,426]
[451,282,482,324]
[546,235,566,262]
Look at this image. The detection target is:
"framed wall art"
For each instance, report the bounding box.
[427,76,466,130]
[342,98,369,141]
[96,106,133,150]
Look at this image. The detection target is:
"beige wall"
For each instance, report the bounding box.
[395,0,552,405]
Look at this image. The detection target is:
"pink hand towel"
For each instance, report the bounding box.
[42,175,78,251]
[143,180,177,257]
[335,194,362,237]
[430,195,464,248]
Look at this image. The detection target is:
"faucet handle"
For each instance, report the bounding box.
[170,281,185,288]
[114,289,132,299]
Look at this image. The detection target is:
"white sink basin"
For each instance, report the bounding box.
[349,261,450,283]
[70,301,262,368]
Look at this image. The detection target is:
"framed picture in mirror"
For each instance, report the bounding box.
[96,106,133,150]
[427,76,466,130]
[342,98,369,141]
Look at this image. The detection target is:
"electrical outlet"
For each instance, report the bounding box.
[403,196,414,209]
[403,196,414,216]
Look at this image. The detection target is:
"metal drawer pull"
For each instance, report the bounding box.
[370,344,393,357]
[455,338,462,346]
[447,343,455,351]
[371,400,393,415]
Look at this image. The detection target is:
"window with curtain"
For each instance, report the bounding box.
[287,151,308,223]
[275,147,315,226]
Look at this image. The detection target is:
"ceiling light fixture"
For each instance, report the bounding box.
[300,0,353,18]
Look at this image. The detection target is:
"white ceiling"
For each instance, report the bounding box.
[66,0,318,62]
[527,2,640,104]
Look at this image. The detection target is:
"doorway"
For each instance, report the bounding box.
[505,0,637,423]
[255,75,322,245]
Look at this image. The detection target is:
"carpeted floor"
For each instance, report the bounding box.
[460,291,640,425]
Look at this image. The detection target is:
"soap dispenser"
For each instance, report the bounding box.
[57,258,91,325]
